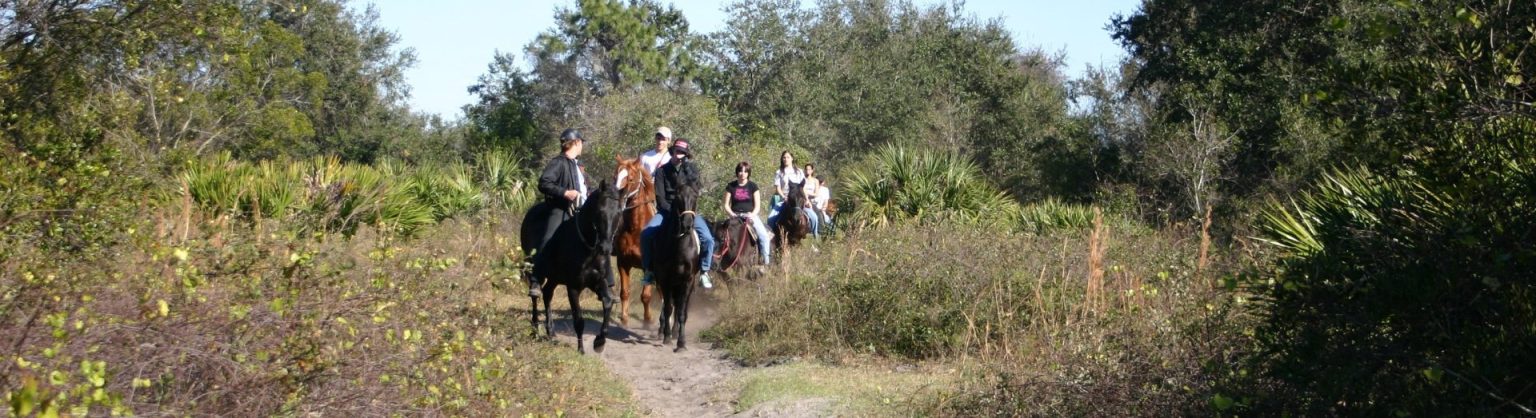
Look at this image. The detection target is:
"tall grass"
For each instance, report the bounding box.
[704,220,1252,415]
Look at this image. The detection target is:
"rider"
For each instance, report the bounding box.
[723,161,773,265]
[640,138,717,289]
[801,163,823,238]
[528,128,589,299]
[767,150,805,232]
[640,127,673,177]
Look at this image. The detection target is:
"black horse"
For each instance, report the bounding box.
[653,169,701,352]
[772,180,810,251]
[519,180,624,354]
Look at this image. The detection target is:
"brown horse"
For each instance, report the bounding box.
[612,156,656,327]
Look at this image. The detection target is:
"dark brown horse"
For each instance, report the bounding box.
[772,180,810,251]
[612,156,655,327]
[518,180,624,354]
[712,215,763,281]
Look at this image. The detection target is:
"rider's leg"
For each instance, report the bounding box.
[805,209,820,238]
[640,212,664,283]
[530,205,568,298]
[694,215,715,272]
[749,215,772,264]
[693,215,716,288]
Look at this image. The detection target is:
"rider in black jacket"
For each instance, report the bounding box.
[640,138,717,288]
[528,128,589,299]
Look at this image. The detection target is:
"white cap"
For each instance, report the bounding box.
[655,126,672,139]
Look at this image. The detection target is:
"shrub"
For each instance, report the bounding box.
[842,145,1017,229]
[1251,161,1536,415]
[705,219,1253,415]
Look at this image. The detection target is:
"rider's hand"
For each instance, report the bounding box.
[564,190,580,201]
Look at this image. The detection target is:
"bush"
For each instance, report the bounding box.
[842,145,1017,229]
[175,154,539,237]
[1252,161,1536,415]
[1,200,636,416]
[705,220,1253,415]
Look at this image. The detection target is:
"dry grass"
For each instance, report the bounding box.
[704,217,1257,416]
[1,203,637,416]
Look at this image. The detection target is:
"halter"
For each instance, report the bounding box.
[615,166,650,212]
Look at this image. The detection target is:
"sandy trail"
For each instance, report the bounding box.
[547,289,742,417]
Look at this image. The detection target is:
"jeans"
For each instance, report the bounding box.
[640,211,715,272]
[736,214,773,263]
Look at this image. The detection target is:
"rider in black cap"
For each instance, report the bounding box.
[528,128,590,298]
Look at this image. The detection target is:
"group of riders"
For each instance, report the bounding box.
[527,126,832,299]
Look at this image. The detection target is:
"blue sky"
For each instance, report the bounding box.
[361,0,1142,119]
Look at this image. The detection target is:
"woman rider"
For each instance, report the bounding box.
[723,161,773,265]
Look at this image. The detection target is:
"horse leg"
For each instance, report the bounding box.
[675,286,691,352]
[641,281,656,327]
[659,287,673,345]
[541,283,556,340]
[569,287,585,354]
[595,281,612,354]
[617,265,632,327]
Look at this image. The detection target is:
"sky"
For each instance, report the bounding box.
[360,0,1142,119]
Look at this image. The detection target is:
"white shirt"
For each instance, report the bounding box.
[576,159,588,206]
[640,148,671,176]
[814,185,830,211]
[773,168,805,196]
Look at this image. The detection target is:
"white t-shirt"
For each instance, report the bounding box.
[814,185,830,211]
[773,168,805,196]
[639,148,671,176]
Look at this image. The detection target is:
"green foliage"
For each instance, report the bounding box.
[1014,198,1096,234]
[529,0,705,91]
[1112,0,1536,413]
[842,145,1015,229]
[708,0,1076,191]
[176,154,537,237]
[464,53,542,168]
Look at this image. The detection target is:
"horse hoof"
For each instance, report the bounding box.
[674,346,687,353]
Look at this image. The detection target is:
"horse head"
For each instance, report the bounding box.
[613,155,653,211]
[669,167,700,238]
[580,180,624,256]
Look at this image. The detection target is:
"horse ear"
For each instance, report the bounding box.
[615,155,625,163]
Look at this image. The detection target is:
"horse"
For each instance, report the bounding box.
[772,180,811,252]
[611,156,655,327]
[653,168,701,352]
[518,180,624,354]
[712,215,763,281]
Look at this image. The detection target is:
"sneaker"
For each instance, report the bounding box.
[699,272,713,289]
[641,271,655,285]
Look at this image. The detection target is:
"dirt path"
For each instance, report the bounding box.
[551,291,742,417]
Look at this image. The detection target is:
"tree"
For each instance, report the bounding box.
[1119,0,1536,413]
[527,0,703,93]
[463,52,541,169]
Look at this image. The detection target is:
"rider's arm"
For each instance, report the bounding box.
[537,159,566,201]
[773,170,785,197]
[752,188,761,216]
[723,188,734,217]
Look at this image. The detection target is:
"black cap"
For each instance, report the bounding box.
[560,128,583,143]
